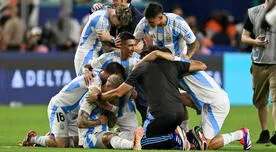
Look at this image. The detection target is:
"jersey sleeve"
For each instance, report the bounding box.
[89,70,102,91]
[79,98,96,115]
[134,17,148,40]
[243,12,253,32]
[175,16,196,44]
[125,64,145,87]
[90,52,111,69]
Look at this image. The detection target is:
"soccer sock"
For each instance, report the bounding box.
[272,102,276,132]
[110,136,133,149]
[180,120,189,133]
[30,136,48,146]
[222,130,243,146]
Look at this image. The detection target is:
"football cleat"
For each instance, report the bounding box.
[133,127,144,150]
[187,126,207,150]
[240,128,252,150]
[173,125,190,150]
[22,130,37,147]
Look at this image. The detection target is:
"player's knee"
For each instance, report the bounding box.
[102,132,118,148]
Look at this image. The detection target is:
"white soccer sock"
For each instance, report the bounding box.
[31,136,48,146]
[110,136,133,149]
[180,120,189,133]
[222,130,243,146]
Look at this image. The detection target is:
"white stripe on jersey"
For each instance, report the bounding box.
[90,51,141,76]
[179,71,227,106]
[134,13,196,56]
[75,8,111,69]
[51,70,101,112]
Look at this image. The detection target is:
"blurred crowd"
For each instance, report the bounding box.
[0,0,250,54]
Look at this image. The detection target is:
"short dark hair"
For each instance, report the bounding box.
[127,0,132,3]
[104,62,126,78]
[118,31,135,43]
[144,2,163,19]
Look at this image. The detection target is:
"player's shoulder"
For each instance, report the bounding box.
[100,51,120,58]
[248,4,264,13]
[131,52,141,59]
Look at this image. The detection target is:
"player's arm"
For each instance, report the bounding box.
[241,14,266,46]
[177,17,199,59]
[95,100,119,113]
[86,82,133,103]
[185,40,200,59]
[77,110,108,128]
[133,50,174,69]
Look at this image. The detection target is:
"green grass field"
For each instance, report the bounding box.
[0,105,276,152]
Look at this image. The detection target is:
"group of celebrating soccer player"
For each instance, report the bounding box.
[21,0,253,150]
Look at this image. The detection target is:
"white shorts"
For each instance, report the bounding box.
[47,101,78,138]
[116,112,138,141]
[83,131,107,148]
[200,94,230,139]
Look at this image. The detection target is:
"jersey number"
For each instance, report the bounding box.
[56,112,65,122]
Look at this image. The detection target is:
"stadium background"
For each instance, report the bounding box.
[0,0,275,151]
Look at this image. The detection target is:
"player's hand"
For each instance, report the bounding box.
[99,115,108,124]
[130,89,137,99]
[97,30,112,42]
[86,93,97,103]
[83,70,94,86]
[92,3,104,11]
[115,36,121,48]
[134,40,144,54]
[143,35,153,46]
[255,35,267,46]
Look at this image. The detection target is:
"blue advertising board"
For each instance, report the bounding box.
[0,53,76,104]
[0,52,254,105]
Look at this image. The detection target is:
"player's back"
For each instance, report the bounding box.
[91,51,141,76]
[179,71,228,106]
[50,70,101,112]
[77,8,110,53]
[138,59,186,113]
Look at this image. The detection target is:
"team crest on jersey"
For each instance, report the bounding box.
[166,36,172,42]
[158,33,163,41]
[150,34,156,39]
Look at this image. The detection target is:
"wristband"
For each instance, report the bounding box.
[111,105,119,113]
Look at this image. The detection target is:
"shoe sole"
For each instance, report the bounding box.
[191,127,207,150]
[133,127,144,150]
[241,128,252,150]
[175,126,186,150]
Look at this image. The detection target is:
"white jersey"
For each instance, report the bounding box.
[75,8,110,75]
[78,95,108,148]
[51,70,101,113]
[91,51,140,117]
[266,5,276,27]
[179,71,228,110]
[91,51,141,76]
[134,13,196,56]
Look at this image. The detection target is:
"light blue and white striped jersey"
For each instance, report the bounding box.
[134,13,196,56]
[78,94,108,148]
[52,70,101,113]
[179,70,227,110]
[91,50,141,76]
[76,8,110,65]
[90,51,140,115]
